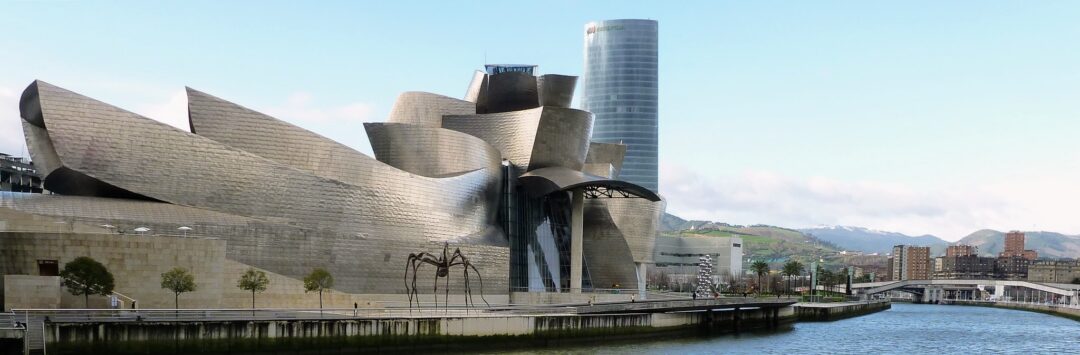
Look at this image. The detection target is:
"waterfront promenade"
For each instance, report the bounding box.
[944,299,1080,321]
[4,297,809,354]
[794,299,892,321]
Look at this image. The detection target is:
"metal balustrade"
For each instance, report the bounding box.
[0,312,22,330]
[9,304,588,324]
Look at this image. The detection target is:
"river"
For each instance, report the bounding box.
[487,303,1080,354]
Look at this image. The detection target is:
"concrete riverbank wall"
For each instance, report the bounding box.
[794,300,891,321]
[948,300,1080,321]
[32,305,794,354]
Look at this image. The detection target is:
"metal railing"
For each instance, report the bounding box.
[509,287,640,294]
[952,298,1080,310]
[0,226,219,240]
[9,304,586,324]
[0,311,22,330]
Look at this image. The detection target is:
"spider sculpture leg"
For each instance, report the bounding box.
[450,250,489,308]
[445,268,452,313]
[405,253,425,309]
[462,263,473,310]
[467,259,490,307]
[408,252,442,310]
[405,254,415,308]
[451,251,474,309]
[411,258,424,309]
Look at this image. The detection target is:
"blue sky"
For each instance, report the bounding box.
[2,1,1079,240]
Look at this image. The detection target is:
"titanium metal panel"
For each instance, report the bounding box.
[464,70,486,103]
[364,122,501,178]
[387,91,475,128]
[583,19,659,192]
[584,142,627,178]
[476,72,538,114]
[0,192,510,295]
[537,74,577,108]
[443,108,543,167]
[583,200,639,290]
[16,81,510,295]
[528,106,593,172]
[594,197,665,263]
[185,86,502,244]
[443,106,593,172]
[22,81,499,245]
[187,87,382,185]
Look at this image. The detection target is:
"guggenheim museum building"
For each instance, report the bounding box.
[0,65,664,309]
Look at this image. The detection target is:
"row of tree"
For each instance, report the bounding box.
[752,260,855,294]
[58,256,336,309]
[650,259,868,296]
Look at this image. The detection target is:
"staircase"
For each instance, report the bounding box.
[23,316,44,354]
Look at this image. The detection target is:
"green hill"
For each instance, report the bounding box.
[662,222,849,268]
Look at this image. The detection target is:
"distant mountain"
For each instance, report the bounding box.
[660,213,865,268]
[798,226,949,255]
[660,212,735,232]
[956,230,1080,259]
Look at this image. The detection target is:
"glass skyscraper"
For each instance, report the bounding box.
[583,19,659,192]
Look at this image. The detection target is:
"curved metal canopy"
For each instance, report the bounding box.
[518,167,661,201]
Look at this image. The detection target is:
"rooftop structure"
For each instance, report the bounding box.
[0,153,43,193]
[945,244,977,257]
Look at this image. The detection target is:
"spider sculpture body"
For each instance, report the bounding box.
[404,242,489,309]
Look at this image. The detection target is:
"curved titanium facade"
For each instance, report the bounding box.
[537,74,577,108]
[187,87,383,185]
[464,70,486,103]
[582,201,641,289]
[593,197,665,263]
[583,19,659,193]
[443,106,593,172]
[584,142,627,178]
[364,122,501,178]
[8,63,666,300]
[18,81,509,295]
[387,91,475,127]
[475,72,539,114]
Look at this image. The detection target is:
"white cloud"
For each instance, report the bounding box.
[265,92,374,125]
[658,163,1080,241]
[0,86,27,156]
[134,90,190,131]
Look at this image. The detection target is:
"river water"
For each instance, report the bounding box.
[488,303,1080,354]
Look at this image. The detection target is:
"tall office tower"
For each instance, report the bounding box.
[583,19,659,192]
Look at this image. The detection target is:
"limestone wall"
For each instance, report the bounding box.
[0,232,511,310]
[510,292,632,305]
[42,310,784,354]
[2,275,61,311]
[794,300,891,321]
[0,232,225,309]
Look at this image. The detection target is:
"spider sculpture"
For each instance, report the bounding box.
[404,242,489,309]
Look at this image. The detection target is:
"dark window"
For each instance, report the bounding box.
[37,260,59,276]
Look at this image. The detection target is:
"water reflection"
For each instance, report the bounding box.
[485,303,1080,354]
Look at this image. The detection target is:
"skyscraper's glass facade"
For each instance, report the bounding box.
[583,19,658,192]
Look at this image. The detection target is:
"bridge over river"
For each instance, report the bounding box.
[848,279,1080,305]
